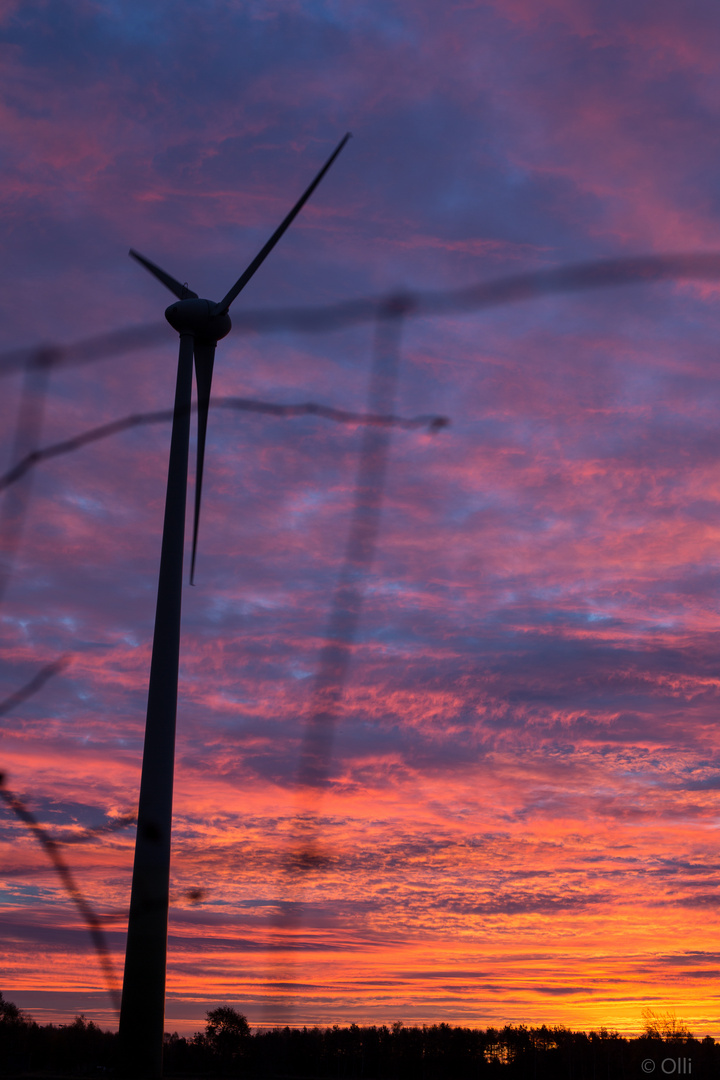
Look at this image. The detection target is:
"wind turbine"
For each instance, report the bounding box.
[118,133,350,1078]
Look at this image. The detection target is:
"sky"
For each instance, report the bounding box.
[2,0,720,1041]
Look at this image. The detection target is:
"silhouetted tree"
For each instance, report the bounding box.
[0,992,25,1024]
[203,1006,250,1072]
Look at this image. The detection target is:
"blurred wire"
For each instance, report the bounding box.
[0,323,167,379]
[0,641,129,1015]
[0,653,136,1009]
[264,302,407,1024]
[0,397,447,495]
[0,352,54,605]
[2,252,720,379]
[0,655,71,719]
[294,305,406,819]
[0,772,123,1016]
[230,252,720,332]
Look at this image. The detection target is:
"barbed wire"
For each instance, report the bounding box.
[2,252,719,380]
[0,653,132,1014]
[0,656,71,719]
[0,772,125,1015]
[0,398,448,496]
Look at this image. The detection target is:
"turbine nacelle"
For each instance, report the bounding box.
[164,298,231,341]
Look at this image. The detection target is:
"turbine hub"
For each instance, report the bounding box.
[164,298,231,341]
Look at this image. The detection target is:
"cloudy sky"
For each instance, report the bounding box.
[3,0,720,1040]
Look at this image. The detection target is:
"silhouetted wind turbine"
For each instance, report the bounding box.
[118,133,350,1078]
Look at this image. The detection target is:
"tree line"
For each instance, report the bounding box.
[1,993,718,1078]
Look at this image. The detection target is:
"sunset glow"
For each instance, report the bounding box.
[2,0,720,1042]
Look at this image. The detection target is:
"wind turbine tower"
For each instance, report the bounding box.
[119,133,350,1078]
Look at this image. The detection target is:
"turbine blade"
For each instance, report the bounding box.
[129,250,198,300]
[213,132,351,315]
[190,339,217,585]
